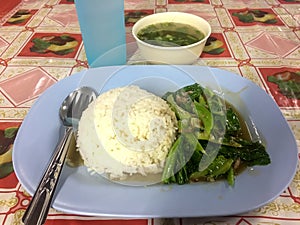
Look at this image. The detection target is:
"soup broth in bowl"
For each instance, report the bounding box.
[137,22,205,47]
[132,12,211,64]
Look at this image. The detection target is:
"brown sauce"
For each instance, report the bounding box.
[65,133,84,168]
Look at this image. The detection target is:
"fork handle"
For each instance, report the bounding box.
[22,127,74,225]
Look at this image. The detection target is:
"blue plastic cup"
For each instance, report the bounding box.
[75,0,126,67]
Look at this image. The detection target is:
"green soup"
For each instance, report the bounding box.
[137,22,205,47]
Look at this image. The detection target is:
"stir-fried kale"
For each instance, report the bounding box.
[225,107,241,136]
[162,83,271,186]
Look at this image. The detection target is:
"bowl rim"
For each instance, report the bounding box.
[131,11,212,50]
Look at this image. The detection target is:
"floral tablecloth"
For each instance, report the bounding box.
[0,0,299,224]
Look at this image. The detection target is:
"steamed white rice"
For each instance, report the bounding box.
[77,85,177,180]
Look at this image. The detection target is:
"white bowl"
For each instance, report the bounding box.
[132,12,211,65]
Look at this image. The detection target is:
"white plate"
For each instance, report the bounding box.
[13,65,298,218]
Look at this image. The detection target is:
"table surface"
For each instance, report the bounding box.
[0,0,299,224]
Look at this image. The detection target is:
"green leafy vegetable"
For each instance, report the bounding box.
[137,22,205,47]
[225,107,241,136]
[162,83,271,186]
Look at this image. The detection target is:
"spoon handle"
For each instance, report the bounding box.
[22,127,74,225]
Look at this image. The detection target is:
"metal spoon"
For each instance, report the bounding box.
[22,86,97,225]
